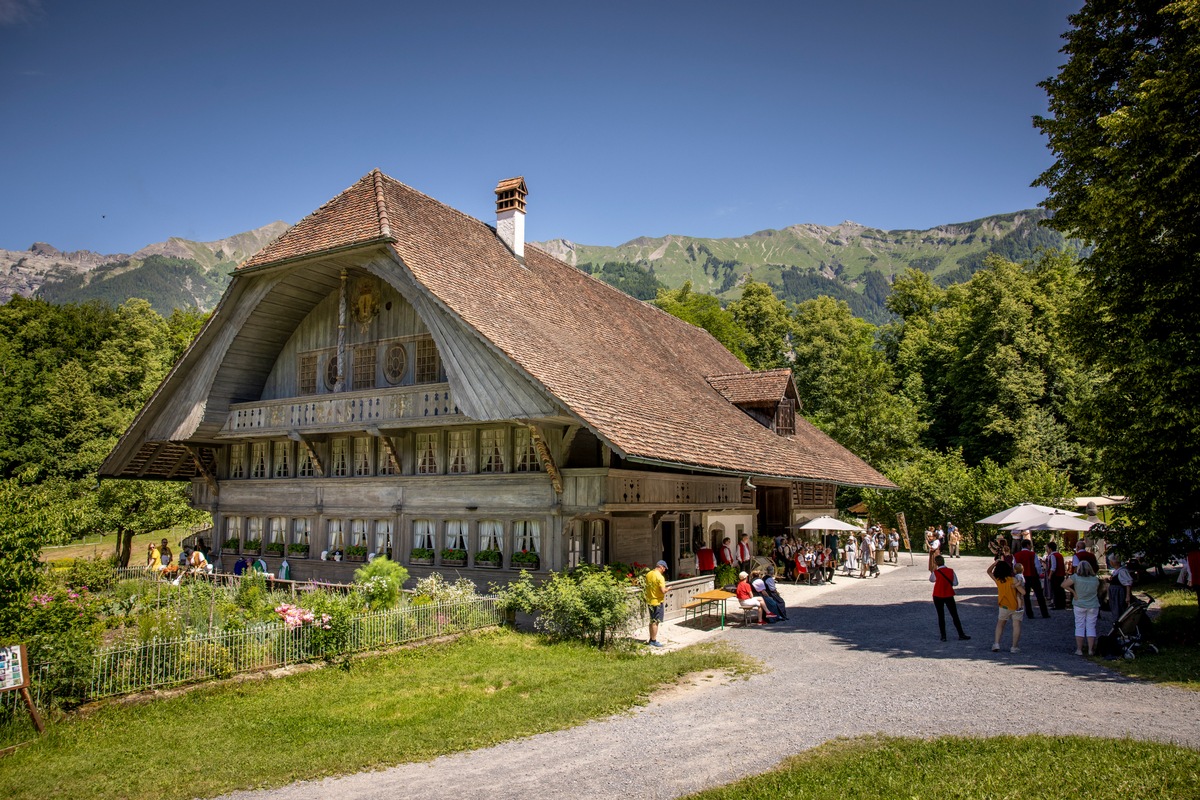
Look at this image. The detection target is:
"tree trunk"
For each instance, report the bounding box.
[116,529,133,568]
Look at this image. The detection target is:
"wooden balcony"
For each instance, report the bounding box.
[562,468,749,511]
[219,384,465,437]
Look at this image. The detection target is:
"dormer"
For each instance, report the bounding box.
[707,368,799,436]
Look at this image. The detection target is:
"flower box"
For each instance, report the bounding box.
[475,549,502,568]
[263,542,285,556]
[512,553,540,570]
[442,558,466,568]
[475,559,501,569]
[411,547,435,566]
[243,538,262,554]
[411,557,434,566]
[344,545,369,562]
[287,543,309,558]
[223,539,240,553]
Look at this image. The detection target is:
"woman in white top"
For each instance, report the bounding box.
[844,535,858,575]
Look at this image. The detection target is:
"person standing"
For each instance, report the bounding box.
[1107,555,1134,620]
[1072,540,1098,573]
[947,524,961,558]
[888,529,899,563]
[1045,542,1067,610]
[644,560,668,647]
[719,537,735,569]
[1013,541,1051,618]
[1063,560,1100,655]
[844,534,858,576]
[696,542,716,575]
[988,560,1023,653]
[737,534,753,574]
[930,555,970,641]
[1185,543,1200,618]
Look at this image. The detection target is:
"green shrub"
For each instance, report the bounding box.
[413,572,481,604]
[353,556,408,610]
[17,587,103,707]
[65,556,117,593]
[714,564,739,587]
[494,569,637,647]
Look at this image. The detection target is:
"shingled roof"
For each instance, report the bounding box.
[707,369,795,408]
[235,171,893,488]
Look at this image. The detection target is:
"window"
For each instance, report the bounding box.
[567,520,582,569]
[514,428,540,472]
[293,518,311,546]
[415,338,440,383]
[229,444,246,479]
[416,432,439,474]
[272,441,291,478]
[445,519,468,551]
[353,345,376,390]
[448,429,472,474]
[250,442,267,478]
[298,353,318,395]
[324,353,339,391]
[269,517,287,544]
[353,437,373,476]
[350,519,369,547]
[589,519,606,565]
[480,428,507,473]
[514,519,540,555]
[327,519,345,551]
[224,516,242,548]
[247,517,264,548]
[297,447,315,478]
[378,438,398,475]
[478,519,504,554]
[775,398,796,436]
[374,519,393,557]
[383,342,408,385]
[331,438,349,477]
[412,519,435,551]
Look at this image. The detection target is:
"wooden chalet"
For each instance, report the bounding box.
[100,170,895,585]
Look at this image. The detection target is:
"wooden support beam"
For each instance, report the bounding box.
[183,444,219,498]
[137,442,169,478]
[560,424,580,464]
[368,425,402,474]
[289,430,325,477]
[528,424,562,496]
[165,448,192,479]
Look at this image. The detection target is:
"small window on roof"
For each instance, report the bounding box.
[775,398,796,436]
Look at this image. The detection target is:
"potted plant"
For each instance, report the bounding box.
[474,548,502,568]
[243,538,262,554]
[440,547,467,567]
[344,544,369,561]
[410,547,435,565]
[287,542,309,557]
[264,541,285,556]
[512,549,539,570]
[223,538,241,553]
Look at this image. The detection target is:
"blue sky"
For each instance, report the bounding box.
[1,0,1075,254]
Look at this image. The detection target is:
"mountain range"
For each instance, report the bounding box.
[3,211,1072,322]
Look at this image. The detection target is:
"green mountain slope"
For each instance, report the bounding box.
[35,254,234,316]
[536,209,1076,323]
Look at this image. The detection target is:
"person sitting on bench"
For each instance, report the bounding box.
[736,571,771,624]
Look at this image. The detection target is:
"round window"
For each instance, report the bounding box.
[324,354,339,391]
[384,343,408,385]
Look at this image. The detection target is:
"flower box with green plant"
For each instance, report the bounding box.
[223,538,240,552]
[243,538,262,553]
[440,547,467,565]
[344,544,369,560]
[264,541,285,555]
[511,549,539,568]
[287,542,309,557]
[410,547,435,564]
[474,548,502,567]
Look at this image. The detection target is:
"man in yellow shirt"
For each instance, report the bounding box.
[644,560,668,647]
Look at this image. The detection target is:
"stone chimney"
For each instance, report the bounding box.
[494,177,528,258]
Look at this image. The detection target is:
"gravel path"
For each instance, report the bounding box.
[221,556,1200,800]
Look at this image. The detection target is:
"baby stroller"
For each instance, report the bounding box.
[1097,593,1158,660]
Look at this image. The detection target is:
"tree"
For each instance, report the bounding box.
[790,296,924,468]
[727,280,793,369]
[653,281,751,363]
[1034,0,1200,540]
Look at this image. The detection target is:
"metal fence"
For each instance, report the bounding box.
[86,596,500,699]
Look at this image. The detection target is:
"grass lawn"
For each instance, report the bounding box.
[684,734,1200,800]
[40,526,197,565]
[0,630,754,800]
[1094,574,1200,691]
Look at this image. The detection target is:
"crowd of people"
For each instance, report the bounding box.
[144,537,216,580]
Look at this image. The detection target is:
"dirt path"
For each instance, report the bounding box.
[220,556,1200,800]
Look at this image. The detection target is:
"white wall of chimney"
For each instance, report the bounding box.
[496,209,525,258]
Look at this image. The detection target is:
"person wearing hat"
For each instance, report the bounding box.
[735,571,770,624]
[644,560,668,647]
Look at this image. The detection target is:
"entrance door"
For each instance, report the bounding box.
[659,519,676,573]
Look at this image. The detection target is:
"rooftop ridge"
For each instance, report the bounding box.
[372,168,392,239]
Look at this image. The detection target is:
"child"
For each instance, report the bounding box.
[988,559,1024,653]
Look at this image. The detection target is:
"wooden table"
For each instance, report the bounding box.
[683,589,736,630]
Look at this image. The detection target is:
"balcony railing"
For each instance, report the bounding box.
[220,384,462,436]
[562,468,746,510]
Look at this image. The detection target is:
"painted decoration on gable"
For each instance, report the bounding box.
[352,277,381,332]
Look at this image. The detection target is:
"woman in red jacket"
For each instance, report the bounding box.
[930,555,970,642]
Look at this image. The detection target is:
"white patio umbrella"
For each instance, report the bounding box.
[976,503,1082,526]
[1001,511,1095,532]
[795,515,864,532]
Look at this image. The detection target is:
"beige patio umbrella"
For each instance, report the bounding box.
[795,515,864,532]
[977,503,1081,526]
[1001,511,1095,532]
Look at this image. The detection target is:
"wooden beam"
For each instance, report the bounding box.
[137,442,169,478]
[368,425,402,474]
[164,448,192,479]
[288,431,325,477]
[528,424,562,497]
[183,444,219,498]
[560,424,580,464]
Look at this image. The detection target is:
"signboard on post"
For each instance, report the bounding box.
[897,512,913,565]
[0,644,44,734]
